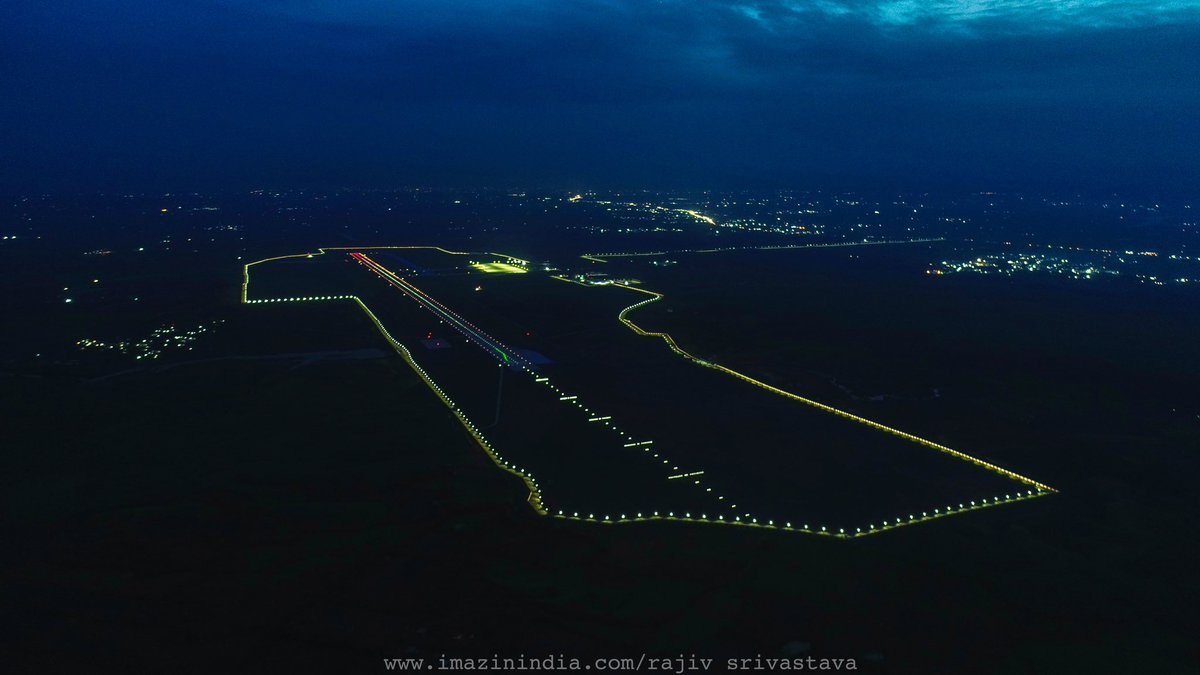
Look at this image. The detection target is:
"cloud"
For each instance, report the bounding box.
[212,1,1200,92]
[242,1,1200,37]
[2,0,1197,192]
[738,0,1200,32]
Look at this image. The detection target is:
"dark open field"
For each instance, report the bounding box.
[4,299,1195,674]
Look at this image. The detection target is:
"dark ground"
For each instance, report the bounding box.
[3,333,1194,674]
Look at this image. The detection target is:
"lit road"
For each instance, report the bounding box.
[350,252,536,372]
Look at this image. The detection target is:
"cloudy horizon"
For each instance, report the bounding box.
[3,1,1198,195]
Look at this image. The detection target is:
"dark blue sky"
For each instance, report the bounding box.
[3,1,1198,195]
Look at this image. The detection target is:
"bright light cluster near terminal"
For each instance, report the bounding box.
[469,261,528,274]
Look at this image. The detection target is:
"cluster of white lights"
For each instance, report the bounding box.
[76,319,226,361]
[931,242,1200,286]
[931,253,1118,281]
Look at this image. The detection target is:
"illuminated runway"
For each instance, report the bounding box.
[350,252,537,372]
[242,246,1055,538]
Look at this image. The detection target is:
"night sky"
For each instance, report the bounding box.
[3,1,1198,194]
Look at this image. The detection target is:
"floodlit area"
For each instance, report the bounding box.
[470,261,528,274]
